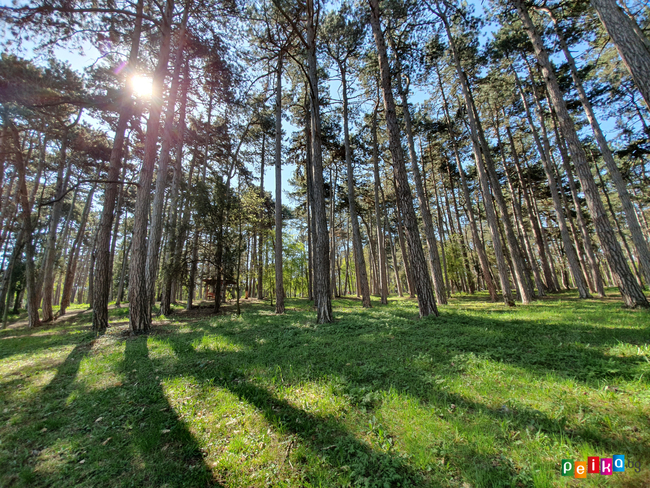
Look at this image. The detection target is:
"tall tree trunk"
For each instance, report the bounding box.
[470,98,533,303]
[388,37,446,305]
[331,165,340,297]
[116,214,130,307]
[41,121,77,322]
[514,0,648,307]
[430,168,451,297]
[510,133,557,292]
[129,0,175,333]
[307,0,333,322]
[1,230,23,328]
[548,107,605,296]
[368,0,438,317]
[339,61,371,307]
[446,155,475,293]
[59,184,97,316]
[146,8,189,308]
[371,102,388,304]
[436,67,497,301]
[392,178,416,298]
[513,69,591,298]
[442,17,514,305]
[92,0,143,332]
[259,132,266,300]
[275,55,285,314]
[594,155,644,285]
[497,128,545,297]
[160,61,190,315]
[547,14,650,286]
[9,123,40,328]
[590,0,650,108]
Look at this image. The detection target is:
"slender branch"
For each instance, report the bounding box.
[39,179,140,207]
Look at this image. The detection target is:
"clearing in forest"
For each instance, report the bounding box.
[1,291,649,487]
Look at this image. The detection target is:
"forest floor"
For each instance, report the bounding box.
[0,290,649,487]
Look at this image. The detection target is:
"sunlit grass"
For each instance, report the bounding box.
[1,290,649,487]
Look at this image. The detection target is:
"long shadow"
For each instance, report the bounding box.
[174,299,650,459]
[3,295,649,486]
[163,335,528,487]
[0,325,92,361]
[0,334,96,486]
[0,332,223,487]
[159,318,649,481]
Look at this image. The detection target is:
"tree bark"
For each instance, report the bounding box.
[275,55,285,314]
[548,106,605,296]
[160,60,190,315]
[59,184,97,316]
[436,68,498,301]
[146,7,189,308]
[441,16,514,305]
[368,0,437,317]
[514,0,648,307]
[259,132,266,300]
[307,0,333,323]
[548,14,650,286]
[388,35,447,305]
[371,102,388,304]
[339,61,371,307]
[513,70,590,298]
[590,0,650,108]
[129,0,175,334]
[41,122,76,323]
[9,123,40,328]
[92,0,143,332]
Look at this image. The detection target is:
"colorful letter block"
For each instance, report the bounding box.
[574,461,587,478]
[588,457,600,474]
[600,458,613,475]
[613,455,625,472]
[561,459,574,476]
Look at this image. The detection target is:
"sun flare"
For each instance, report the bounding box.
[130,75,152,97]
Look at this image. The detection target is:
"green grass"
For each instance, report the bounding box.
[1,290,649,487]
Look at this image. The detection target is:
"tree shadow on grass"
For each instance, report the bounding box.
[3,294,649,487]
[0,323,91,361]
[162,336,526,487]
[0,332,222,487]
[169,300,650,474]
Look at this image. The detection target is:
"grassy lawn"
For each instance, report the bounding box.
[1,291,649,487]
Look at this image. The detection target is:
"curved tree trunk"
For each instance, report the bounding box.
[9,122,40,328]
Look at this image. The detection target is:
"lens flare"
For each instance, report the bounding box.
[130,75,152,97]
